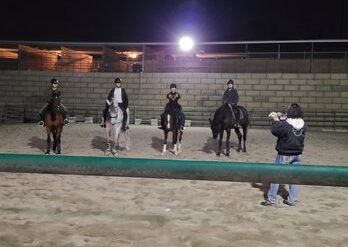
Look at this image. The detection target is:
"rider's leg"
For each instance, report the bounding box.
[122,108,128,131]
[158,112,165,129]
[60,103,69,124]
[179,111,185,131]
[38,104,48,126]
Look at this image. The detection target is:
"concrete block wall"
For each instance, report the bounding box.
[0,71,347,126]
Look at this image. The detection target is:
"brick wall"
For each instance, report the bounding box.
[0,71,347,126]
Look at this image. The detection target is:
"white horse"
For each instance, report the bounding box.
[105,102,130,156]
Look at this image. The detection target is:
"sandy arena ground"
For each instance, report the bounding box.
[0,123,347,247]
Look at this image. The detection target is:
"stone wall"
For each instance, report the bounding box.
[0,71,347,127]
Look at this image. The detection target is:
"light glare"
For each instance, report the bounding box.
[179,37,194,51]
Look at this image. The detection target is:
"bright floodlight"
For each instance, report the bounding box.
[179,37,194,51]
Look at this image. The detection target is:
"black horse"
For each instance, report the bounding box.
[209,104,249,156]
[160,112,183,155]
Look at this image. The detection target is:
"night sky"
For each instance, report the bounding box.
[1,0,347,42]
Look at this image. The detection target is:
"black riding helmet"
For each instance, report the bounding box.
[227,79,234,85]
[51,78,59,84]
[170,83,177,89]
[114,77,122,83]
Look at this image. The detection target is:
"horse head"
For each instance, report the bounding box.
[108,102,119,125]
[209,117,220,139]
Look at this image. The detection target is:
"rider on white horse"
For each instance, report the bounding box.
[100,77,129,131]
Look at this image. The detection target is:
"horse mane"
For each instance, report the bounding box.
[212,105,230,125]
[47,97,61,122]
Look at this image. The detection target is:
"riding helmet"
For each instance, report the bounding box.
[114,77,122,83]
[227,79,234,85]
[51,78,59,84]
[170,83,177,89]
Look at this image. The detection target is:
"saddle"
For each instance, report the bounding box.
[227,103,244,122]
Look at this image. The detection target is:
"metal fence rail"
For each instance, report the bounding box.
[1,40,348,73]
[0,153,347,186]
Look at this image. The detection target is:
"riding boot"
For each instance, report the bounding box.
[38,107,46,127]
[61,110,69,125]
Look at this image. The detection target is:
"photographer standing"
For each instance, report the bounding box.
[262,103,307,207]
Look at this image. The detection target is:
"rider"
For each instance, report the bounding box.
[159,83,185,131]
[100,77,129,131]
[222,79,240,124]
[38,78,69,127]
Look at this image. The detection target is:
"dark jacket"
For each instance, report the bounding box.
[107,88,128,110]
[223,88,239,105]
[46,90,61,103]
[166,92,181,110]
[271,119,307,155]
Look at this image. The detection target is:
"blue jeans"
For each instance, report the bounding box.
[267,154,301,204]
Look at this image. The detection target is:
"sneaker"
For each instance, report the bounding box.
[63,119,70,125]
[261,200,276,206]
[100,123,106,128]
[38,121,45,127]
[283,199,296,206]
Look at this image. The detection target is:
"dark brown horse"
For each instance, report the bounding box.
[209,104,249,156]
[44,96,63,154]
[161,112,183,155]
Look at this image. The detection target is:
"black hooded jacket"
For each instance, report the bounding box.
[271,118,307,155]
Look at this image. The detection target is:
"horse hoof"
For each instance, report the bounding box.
[45,152,50,155]
[56,152,61,155]
[216,153,221,156]
[237,149,241,153]
[243,149,247,153]
[226,153,230,156]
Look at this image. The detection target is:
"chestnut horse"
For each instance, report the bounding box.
[44,96,63,154]
[161,112,183,155]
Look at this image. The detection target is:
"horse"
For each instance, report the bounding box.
[105,102,130,156]
[161,112,183,155]
[209,103,249,156]
[44,96,63,154]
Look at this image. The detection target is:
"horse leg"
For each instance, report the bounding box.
[173,130,178,155]
[234,128,242,152]
[161,131,168,155]
[45,127,51,154]
[56,127,62,154]
[105,124,112,154]
[217,130,224,156]
[124,130,130,151]
[225,129,231,156]
[52,129,57,151]
[177,130,183,154]
[242,125,248,152]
